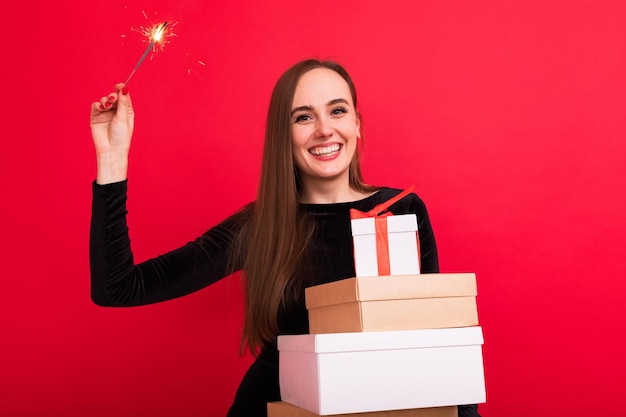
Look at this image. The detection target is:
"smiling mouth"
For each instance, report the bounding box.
[309,144,342,157]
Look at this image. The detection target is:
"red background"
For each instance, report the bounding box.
[2,1,625,416]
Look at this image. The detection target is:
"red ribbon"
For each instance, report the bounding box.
[350,185,416,276]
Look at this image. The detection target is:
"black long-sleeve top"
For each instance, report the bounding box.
[89,181,483,417]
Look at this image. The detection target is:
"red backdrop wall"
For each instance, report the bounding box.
[2,1,625,416]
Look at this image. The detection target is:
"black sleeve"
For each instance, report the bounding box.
[89,180,246,307]
[458,404,481,416]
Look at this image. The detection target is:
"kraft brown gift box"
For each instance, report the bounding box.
[305,273,478,334]
[267,401,458,417]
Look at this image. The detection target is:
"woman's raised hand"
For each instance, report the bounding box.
[90,83,134,184]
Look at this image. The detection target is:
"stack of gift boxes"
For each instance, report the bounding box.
[268,192,486,417]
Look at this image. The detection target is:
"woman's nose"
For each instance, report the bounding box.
[315,116,333,138]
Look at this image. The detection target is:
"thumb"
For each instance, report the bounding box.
[113,82,135,123]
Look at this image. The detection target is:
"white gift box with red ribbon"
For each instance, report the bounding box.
[350,187,421,277]
[351,214,420,277]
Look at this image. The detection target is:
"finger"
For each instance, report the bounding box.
[96,98,113,110]
[98,95,115,110]
[106,92,118,104]
[91,101,106,114]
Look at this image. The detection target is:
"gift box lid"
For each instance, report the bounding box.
[305,273,477,310]
[278,326,483,353]
[351,214,418,236]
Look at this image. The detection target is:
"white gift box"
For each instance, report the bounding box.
[278,327,486,415]
[351,214,420,277]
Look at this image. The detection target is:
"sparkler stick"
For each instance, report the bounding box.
[124,21,169,85]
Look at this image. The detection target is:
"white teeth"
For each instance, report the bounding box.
[310,144,341,156]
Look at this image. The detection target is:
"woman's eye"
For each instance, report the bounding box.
[331,107,347,115]
[294,114,312,123]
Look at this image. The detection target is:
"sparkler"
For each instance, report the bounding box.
[124,21,170,85]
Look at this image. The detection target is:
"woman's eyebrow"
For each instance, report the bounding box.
[291,98,349,116]
[328,98,349,106]
[291,105,312,116]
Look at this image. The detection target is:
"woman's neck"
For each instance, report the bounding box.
[299,177,375,204]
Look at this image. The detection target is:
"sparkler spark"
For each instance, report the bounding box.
[124,21,173,85]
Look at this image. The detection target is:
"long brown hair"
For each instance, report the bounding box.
[237,59,377,355]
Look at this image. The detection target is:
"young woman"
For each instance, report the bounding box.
[90,59,478,416]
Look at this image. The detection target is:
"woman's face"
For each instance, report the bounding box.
[290,67,360,187]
